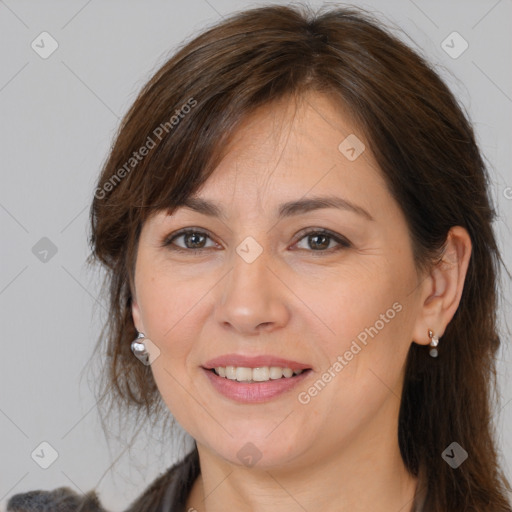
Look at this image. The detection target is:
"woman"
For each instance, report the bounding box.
[7,4,511,512]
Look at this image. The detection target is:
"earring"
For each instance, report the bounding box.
[131,332,150,365]
[428,329,439,358]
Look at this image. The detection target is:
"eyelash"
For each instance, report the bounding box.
[162,227,351,256]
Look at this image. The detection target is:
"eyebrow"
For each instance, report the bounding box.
[177,194,374,221]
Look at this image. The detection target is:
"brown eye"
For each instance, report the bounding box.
[181,232,207,249]
[306,233,331,250]
[163,229,217,252]
[162,227,350,255]
[294,229,351,253]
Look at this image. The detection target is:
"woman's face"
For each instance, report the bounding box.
[132,92,428,470]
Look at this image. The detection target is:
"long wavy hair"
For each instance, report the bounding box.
[87,4,511,510]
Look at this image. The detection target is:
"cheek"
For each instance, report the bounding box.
[137,274,205,424]
[302,266,411,392]
[293,260,405,345]
[136,258,197,342]
[297,294,410,445]
[134,258,224,376]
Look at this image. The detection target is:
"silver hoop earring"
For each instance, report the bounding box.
[428,329,439,358]
[131,332,150,365]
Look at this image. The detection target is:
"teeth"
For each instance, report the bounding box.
[213,366,304,382]
[253,367,270,381]
[236,367,252,381]
[269,366,284,379]
[282,368,294,378]
[225,366,236,379]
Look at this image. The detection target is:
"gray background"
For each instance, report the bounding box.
[1,0,511,510]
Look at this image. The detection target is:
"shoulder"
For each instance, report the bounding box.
[6,448,200,512]
[124,447,200,511]
[6,487,107,511]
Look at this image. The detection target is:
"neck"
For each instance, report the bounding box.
[186,411,420,512]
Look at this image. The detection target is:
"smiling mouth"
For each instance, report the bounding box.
[209,366,311,383]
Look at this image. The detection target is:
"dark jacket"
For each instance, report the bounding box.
[6,448,200,512]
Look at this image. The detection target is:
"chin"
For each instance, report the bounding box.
[206,434,309,471]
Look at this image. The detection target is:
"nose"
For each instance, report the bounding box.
[214,246,291,335]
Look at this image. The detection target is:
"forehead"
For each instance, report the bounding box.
[188,92,388,213]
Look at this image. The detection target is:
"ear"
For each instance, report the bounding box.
[412,226,472,346]
[131,296,145,334]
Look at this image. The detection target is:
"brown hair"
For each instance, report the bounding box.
[87,4,512,510]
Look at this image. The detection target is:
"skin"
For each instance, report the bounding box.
[131,91,472,512]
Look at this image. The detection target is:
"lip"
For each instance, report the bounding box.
[202,367,312,403]
[203,354,311,371]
